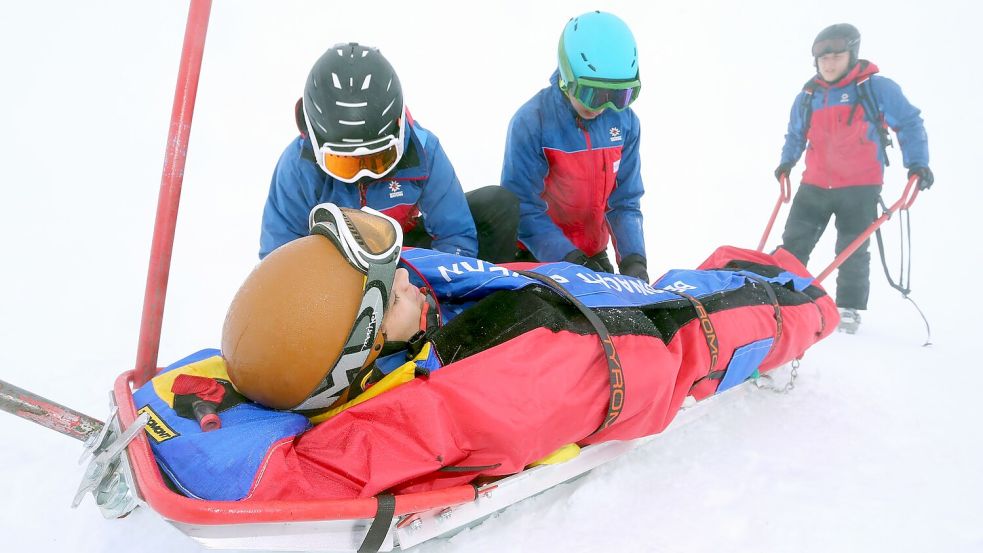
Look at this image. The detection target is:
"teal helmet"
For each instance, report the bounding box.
[557,11,640,111]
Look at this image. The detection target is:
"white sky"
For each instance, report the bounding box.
[1,1,981,552]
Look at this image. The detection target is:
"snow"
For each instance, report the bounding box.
[2,1,981,551]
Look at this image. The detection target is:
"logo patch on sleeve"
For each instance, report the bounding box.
[139,405,180,443]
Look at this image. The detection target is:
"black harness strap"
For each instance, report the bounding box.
[743,275,784,361]
[517,271,625,434]
[357,493,396,553]
[660,290,724,387]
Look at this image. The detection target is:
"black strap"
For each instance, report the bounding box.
[660,290,723,387]
[856,77,893,166]
[358,493,396,553]
[517,271,625,434]
[799,81,818,140]
[873,201,933,345]
[743,275,783,361]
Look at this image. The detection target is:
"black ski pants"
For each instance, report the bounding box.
[780,184,881,310]
[404,185,519,263]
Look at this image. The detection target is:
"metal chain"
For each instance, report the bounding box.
[754,358,800,394]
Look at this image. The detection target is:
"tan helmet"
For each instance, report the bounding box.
[223,204,402,410]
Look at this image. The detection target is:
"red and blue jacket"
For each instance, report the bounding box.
[501,71,646,263]
[780,61,929,188]
[260,113,477,259]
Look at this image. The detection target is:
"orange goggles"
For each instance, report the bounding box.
[303,103,406,183]
[319,143,400,182]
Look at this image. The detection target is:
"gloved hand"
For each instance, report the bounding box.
[908,166,934,190]
[564,249,613,273]
[774,162,795,183]
[619,254,649,283]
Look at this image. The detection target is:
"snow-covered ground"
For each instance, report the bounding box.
[2,1,981,551]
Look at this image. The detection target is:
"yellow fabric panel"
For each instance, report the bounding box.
[527,443,581,467]
[308,342,429,425]
[150,355,230,407]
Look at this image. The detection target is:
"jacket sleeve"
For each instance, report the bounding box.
[606,111,646,263]
[500,108,578,261]
[873,76,929,169]
[417,140,478,257]
[259,140,320,259]
[780,92,809,166]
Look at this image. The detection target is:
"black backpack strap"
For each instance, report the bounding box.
[517,270,625,435]
[799,80,819,139]
[855,76,893,166]
[358,493,396,553]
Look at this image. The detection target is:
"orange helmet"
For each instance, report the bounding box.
[222,204,402,410]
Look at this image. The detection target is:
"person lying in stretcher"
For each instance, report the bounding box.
[134,204,836,502]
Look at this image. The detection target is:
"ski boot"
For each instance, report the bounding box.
[838,308,861,334]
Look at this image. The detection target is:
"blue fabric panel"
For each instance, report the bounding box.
[717,338,774,394]
[132,349,310,501]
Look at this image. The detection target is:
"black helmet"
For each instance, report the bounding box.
[302,43,406,182]
[812,23,861,64]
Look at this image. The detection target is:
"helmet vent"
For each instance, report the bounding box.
[331,73,342,89]
[338,119,365,126]
[361,74,372,90]
[377,120,394,135]
[381,98,395,117]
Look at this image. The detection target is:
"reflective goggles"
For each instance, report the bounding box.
[303,107,405,183]
[298,203,403,410]
[812,37,858,57]
[567,78,640,112]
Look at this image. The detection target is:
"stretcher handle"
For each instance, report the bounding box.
[815,174,921,284]
[756,173,793,252]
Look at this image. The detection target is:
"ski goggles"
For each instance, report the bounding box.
[303,106,406,183]
[558,43,640,112]
[566,78,640,112]
[299,203,403,410]
[812,36,858,57]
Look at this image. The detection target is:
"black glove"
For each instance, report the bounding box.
[908,166,934,190]
[774,162,794,183]
[619,254,649,283]
[564,249,613,273]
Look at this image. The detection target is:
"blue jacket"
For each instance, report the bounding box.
[501,71,646,264]
[780,61,929,188]
[260,115,477,259]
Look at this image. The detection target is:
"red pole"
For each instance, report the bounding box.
[815,175,920,284]
[0,379,103,442]
[133,0,213,387]
[756,174,792,252]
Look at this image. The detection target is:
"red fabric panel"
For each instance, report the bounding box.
[541,147,622,256]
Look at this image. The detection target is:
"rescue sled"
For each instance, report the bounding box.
[0,1,923,552]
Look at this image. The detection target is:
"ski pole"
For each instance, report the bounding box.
[815,175,920,284]
[0,379,104,442]
[133,0,213,388]
[756,174,792,252]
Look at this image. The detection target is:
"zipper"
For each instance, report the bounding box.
[576,116,599,210]
[822,88,833,189]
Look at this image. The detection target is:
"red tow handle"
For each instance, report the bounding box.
[815,175,921,284]
[756,174,793,252]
